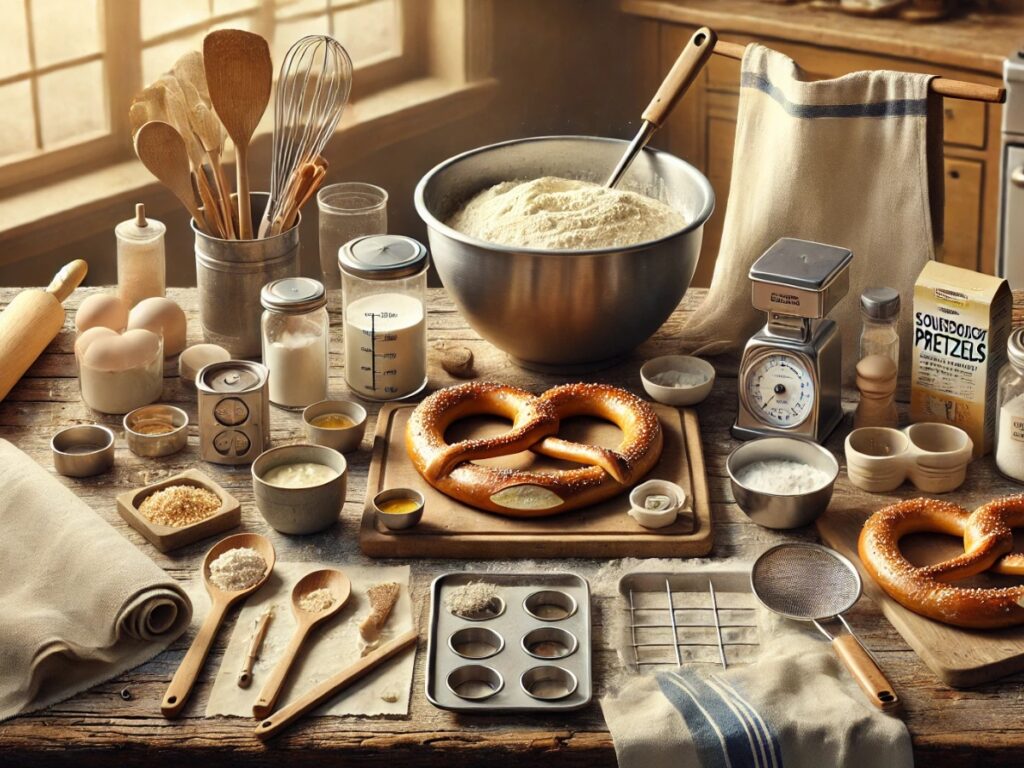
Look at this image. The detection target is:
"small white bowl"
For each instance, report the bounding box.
[628,479,686,529]
[640,355,715,406]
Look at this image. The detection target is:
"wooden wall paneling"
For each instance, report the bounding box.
[942,157,984,271]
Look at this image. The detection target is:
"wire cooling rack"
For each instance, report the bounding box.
[617,570,760,671]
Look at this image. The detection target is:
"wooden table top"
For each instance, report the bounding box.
[1,285,1023,767]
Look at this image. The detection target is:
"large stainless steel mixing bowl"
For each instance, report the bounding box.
[414,136,714,370]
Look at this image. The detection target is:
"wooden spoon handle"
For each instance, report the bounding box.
[162,597,230,718]
[641,26,717,127]
[832,634,900,711]
[252,627,307,718]
[255,629,417,741]
[195,169,226,239]
[235,143,252,239]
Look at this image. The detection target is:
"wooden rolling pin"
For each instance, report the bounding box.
[0,260,88,402]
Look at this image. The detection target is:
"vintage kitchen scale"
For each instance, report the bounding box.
[733,238,852,443]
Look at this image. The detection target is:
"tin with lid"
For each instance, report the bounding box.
[339,235,430,401]
[196,360,270,464]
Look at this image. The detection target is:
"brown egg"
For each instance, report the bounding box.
[127,297,187,356]
[82,329,162,371]
[75,293,128,333]
[74,327,118,361]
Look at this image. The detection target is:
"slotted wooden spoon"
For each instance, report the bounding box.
[134,120,209,233]
[161,533,276,718]
[252,568,351,719]
[203,29,272,239]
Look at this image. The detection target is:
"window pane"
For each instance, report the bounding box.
[31,0,101,67]
[0,0,30,78]
[272,14,330,69]
[141,0,210,40]
[332,0,398,65]
[214,0,260,13]
[38,61,107,146]
[276,0,329,18]
[0,80,36,158]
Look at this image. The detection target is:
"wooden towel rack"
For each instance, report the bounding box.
[713,40,1006,103]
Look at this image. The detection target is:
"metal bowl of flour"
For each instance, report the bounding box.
[414,136,714,372]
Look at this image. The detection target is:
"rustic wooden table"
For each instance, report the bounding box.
[1,286,1022,767]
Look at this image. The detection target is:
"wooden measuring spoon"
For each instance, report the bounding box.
[134,120,209,233]
[252,568,351,719]
[203,29,272,239]
[161,533,276,718]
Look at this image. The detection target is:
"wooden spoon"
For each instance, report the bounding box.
[252,568,351,719]
[134,120,209,233]
[161,533,276,718]
[203,29,272,239]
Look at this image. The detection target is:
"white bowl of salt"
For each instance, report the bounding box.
[640,355,715,406]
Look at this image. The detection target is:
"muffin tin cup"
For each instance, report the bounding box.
[845,423,973,494]
[426,572,591,713]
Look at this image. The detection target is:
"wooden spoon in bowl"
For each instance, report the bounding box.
[203,29,272,239]
[252,568,351,719]
[161,533,276,718]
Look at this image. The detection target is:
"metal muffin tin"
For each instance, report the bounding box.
[426,571,592,712]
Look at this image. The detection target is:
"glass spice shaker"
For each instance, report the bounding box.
[995,328,1024,483]
[260,277,329,410]
[855,287,901,429]
[859,287,900,364]
[116,203,166,309]
[339,234,429,401]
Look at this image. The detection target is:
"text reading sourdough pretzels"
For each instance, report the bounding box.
[405,382,663,517]
[858,496,1024,628]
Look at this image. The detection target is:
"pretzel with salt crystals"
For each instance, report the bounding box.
[405,381,663,518]
[858,496,1024,629]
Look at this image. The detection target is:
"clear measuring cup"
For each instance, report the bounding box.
[339,234,429,401]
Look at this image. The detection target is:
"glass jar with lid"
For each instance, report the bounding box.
[996,328,1024,483]
[339,234,429,401]
[260,277,329,410]
[859,287,900,364]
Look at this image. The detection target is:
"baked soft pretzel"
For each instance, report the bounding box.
[405,381,663,517]
[858,496,1024,628]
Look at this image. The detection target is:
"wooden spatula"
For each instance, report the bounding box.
[203,29,272,239]
[134,120,209,233]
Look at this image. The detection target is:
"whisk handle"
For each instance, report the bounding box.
[641,26,717,127]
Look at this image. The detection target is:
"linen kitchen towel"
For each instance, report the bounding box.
[0,439,191,721]
[680,43,942,385]
[601,614,913,768]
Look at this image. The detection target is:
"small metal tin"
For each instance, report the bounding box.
[123,404,188,458]
[51,425,115,477]
[196,360,270,465]
[426,571,591,713]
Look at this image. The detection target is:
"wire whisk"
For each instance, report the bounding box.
[262,35,353,236]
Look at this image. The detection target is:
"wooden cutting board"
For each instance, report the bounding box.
[359,404,712,559]
[817,502,1024,688]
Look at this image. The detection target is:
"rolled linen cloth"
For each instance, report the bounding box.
[0,439,191,721]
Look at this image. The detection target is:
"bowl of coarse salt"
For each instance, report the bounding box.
[640,355,715,406]
[727,437,839,530]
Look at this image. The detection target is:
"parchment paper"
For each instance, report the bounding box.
[201,562,414,718]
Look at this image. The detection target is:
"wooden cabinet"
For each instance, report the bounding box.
[633,5,1009,285]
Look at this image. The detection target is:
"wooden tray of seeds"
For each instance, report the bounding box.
[359,403,712,559]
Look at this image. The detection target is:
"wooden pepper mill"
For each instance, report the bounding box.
[854,354,898,429]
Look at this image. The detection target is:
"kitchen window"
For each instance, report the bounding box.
[0,0,421,189]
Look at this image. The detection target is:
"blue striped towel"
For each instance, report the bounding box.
[602,619,912,768]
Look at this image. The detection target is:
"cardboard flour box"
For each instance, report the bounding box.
[910,262,1011,457]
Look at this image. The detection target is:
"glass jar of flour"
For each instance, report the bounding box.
[340,235,428,401]
[996,328,1024,483]
[260,277,329,410]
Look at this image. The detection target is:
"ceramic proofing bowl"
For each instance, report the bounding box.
[727,437,839,530]
[251,444,347,534]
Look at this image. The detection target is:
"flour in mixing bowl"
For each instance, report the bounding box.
[446,176,684,250]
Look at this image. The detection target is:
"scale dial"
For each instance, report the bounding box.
[743,351,816,429]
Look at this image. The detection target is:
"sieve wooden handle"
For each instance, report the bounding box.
[642,26,717,127]
[832,634,900,712]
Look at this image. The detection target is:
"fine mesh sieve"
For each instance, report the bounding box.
[750,542,900,711]
[750,542,861,621]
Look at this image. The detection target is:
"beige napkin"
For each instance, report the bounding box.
[680,44,942,385]
[0,439,191,721]
[204,562,414,718]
